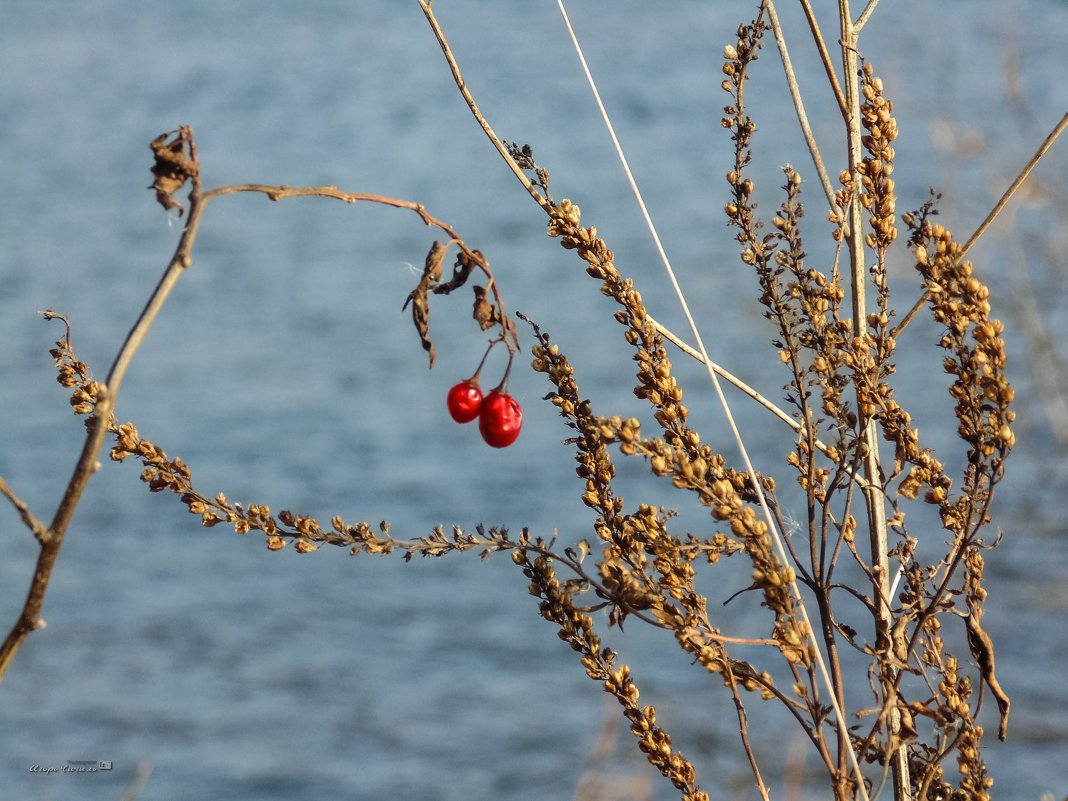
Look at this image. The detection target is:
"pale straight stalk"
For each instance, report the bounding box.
[839,4,910,799]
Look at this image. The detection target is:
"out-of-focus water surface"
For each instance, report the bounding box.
[2,2,1067,799]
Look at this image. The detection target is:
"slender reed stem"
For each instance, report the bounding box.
[798,0,848,118]
[417,0,547,212]
[853,0,881,33]
[765,0,837,211]
[649,315,850,463]
[960,112,1068,256]
[725,663,772,801]
[892,111,1068,340]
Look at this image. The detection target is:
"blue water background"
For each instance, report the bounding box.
[2,2,1067,799]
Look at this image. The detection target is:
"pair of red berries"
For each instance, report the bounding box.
[447,379,522,448]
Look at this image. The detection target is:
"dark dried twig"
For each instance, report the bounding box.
[0,127,203,681]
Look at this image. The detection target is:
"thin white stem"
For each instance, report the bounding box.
[555,4,869,798]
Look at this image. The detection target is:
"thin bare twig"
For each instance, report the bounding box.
[853,0,881,34]
[204,183,520,355]
[960,112,1068,257]
[417,0,548,213]
[0,475,48,543]
[797,0,848,118]
[765,0,837,211]
[725,662,773,801]
[649,315,857,468]
[892,111,1068,340]
[648,315,799,429]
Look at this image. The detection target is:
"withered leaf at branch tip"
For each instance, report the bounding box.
[472,285,501,331]
[402,240,448,367]
[149,127,198,217]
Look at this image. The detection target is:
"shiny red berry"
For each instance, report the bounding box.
[479,390,522,448]
[446,380,483,423]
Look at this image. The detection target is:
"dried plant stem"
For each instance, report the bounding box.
[417,0,549,213]
[725,664,772,801]
[893,111,1068,340]
[959,113,1068,252]
[765,0,836,211]
[839,4,909,799]
[205,183,520,354]
[205,184,440,222]
[798,0,847,117]
[853,0,881,33]
[0,184,207,683]
[647,316,796,425]
[0,476,48,543]
[106,210,205,397]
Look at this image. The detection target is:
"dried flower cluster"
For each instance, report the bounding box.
[516,549,711,801]
[713,13,1012,799]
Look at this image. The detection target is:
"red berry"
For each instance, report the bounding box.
[479,390,523,448]
[446,380,483,423]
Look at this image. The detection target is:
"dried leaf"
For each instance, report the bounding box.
[966,610,1011,740]
[434,248,481,295]
[472,285,500,331]
[148,128,197,216]
[402,240,448,366]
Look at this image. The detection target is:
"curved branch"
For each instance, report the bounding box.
[201,183,520,354]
